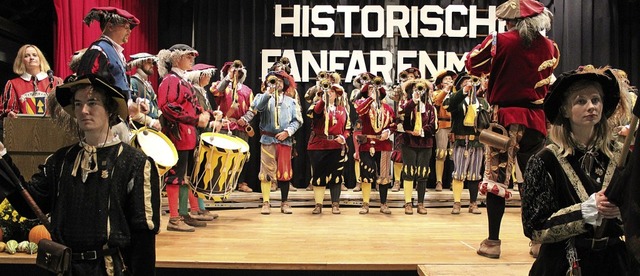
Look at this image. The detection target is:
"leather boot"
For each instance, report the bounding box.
[435,181,443,192]
[417,203,428,215]
[261,201,271,215]
[477,239,501,259]
[404,202,413,215]
[281,201,293,214]
[237,182,253,193]
[190,210,216,221]
[341,184,348,191]
[468,202,482,214]
[312,203,322,214]
[359,202,369,214]
[182,214,207,227]
[353,182,362,192]
[305,184,313,191]
[391,181,401,192]
[529,241,541,258]
[331,202,340,214]
[289,184,297,192]
[451,202,461,214]
[380,203,392,214]
[167,217,195,232]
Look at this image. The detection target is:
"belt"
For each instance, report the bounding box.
[315,133,338,140]
[261,131,277,137]
[574,236,622,251]
[358,134,382,140]
[454,135,476,141]
[72,248,119,261]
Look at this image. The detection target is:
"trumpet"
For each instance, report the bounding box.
[470,76,482,87]
[415,82,427,95]
[361,74,371,83]
[399,71,408,83]
[230,60,243,108]
[265,75,281,129]
[372,76,384,87]
[317,71,328,81]
[320,79,332,92]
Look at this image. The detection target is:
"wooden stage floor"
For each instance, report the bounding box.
[0,189,534,275]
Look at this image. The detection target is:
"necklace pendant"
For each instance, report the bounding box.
[82,170,88,183]
[102,170,109,179]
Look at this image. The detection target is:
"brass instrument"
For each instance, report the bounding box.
[230,60,243,109]
[399,71,408,83]
[320,79,332,135]
[370,76,386,135]
[361,73,371,83]
[266,75,280,129]
[317,71,328,81]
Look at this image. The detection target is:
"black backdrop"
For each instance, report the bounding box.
[158,0,640,190]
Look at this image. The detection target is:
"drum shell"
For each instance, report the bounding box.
[478,123,511,151]
[130,127,178,175]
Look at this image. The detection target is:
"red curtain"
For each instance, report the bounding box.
[53,0,158,87]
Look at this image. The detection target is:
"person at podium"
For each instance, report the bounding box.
[1,44,63,118]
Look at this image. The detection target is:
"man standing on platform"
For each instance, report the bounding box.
[465,0,559,258]
[211,60,255,193]
[254,70,302,215]
[128,52,161,130]
[78,7,140,142]
[432,70,457,192]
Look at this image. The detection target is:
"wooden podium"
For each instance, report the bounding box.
[3,116,77,180]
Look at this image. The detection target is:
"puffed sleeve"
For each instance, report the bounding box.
[126,156,161,233]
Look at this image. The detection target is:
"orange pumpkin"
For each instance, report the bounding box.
[28,225,51,244]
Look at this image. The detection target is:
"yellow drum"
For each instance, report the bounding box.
[228,135,250,188]
[192,132,245,200]
[130,127,178,176]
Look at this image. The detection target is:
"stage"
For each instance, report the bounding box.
[0,188,533,275]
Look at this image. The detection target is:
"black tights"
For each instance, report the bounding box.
[379,184,389,204]
[466,180,480,202]
[278,181,289,202]
[329,184,341,203]
[417,181,427,203]
[486,193,506,240]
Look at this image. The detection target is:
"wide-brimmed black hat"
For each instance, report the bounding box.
[544,68,620,125]
[434,70,457,86]
[454,71,471,92]
[56,74,128,120]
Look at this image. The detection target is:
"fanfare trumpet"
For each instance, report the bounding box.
[230,60,243,108]
[266,74,280,129]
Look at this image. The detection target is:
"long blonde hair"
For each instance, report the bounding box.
[13,44,51,75]
[548,80,616,160]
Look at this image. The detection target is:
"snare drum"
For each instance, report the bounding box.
[192,132,244,200]
[130,127,178,176]
[228,136,250,188]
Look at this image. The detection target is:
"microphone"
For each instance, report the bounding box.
[47,70,54,89]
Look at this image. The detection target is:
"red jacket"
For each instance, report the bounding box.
[307,99,350,150]
[2,73,62,116]
[157,72,204,150]
[355,97,394,152]
[465,30,559,136]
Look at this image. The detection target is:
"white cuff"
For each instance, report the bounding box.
[582,193,601,226]
[338,135,346,144]
[286,129,294,137]
[0,147,6,157]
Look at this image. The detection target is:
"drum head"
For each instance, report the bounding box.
[230,136,250,153]
[200,132,242,151]
[134,128,179,167]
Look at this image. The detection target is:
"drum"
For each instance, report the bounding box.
[228,135,250,188]
[192,132,246,200]
[130,127,178,176]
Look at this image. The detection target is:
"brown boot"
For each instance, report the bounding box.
[451,202,461,214]
[529,241,541,258]
[199,209,219,219]
[353,182,362,192]
[181,215,207,227]
[305,184,313,191]
[417,203,428,215]
[289,184,297,192]
[380,203,392,214]
[359,202,369,214]
[237,182,253,193]
[312,203,322,214]
[341,184,348,191]
[167,217,195,232]
[281,201,293,214]
[261,201,271,215]
[331,202,340,214]
[477,239,501,259]
[468,202,482,214]
[435,181,443,192]
[190,210,216,221]
[404,202,413,215]
[391,181,401,192]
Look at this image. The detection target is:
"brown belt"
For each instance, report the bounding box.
[574,236,622,251]
[358,134,382,140]
[261,131,277,137]
[454,135,476,141]
[314,133,339,140]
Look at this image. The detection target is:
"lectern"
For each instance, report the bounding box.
[3,115,77,179]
